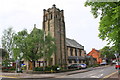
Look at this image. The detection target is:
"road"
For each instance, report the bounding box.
[1,65,118,80]
[58,65,117,78]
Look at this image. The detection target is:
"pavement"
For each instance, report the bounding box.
[0,65,119,79]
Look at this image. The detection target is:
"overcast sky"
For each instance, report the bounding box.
[0,0,108,53]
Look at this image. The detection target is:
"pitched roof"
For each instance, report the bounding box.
[66,38,84,49]
[87,48,100,56]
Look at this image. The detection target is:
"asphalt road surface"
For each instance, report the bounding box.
[58,65,117,78]
[1,65,118,80]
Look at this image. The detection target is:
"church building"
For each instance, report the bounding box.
[26,5,86,69]
[42,4,86,67]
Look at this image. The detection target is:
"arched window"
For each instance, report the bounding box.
[50,14,52,19]
[45,15,47,21]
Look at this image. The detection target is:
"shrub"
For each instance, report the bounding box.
[34,65,60,71]
[34,67,43,71]
[2,66,16,72]
[50,65,60,71]
[92,64,99,67]
[45,66,51,71]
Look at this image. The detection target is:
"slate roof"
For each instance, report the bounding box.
[66,38,84,49]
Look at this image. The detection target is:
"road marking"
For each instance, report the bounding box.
[91,75,99,78]
[103,71,117,78]
[0,75,17,78]
[99,71,117,80]
[99,74,103,77]
[90,74,103,78]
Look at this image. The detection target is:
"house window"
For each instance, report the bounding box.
[75,49,77,56]
[70,48,73,56]
[68,60,72,63]
[74,60,77,63]
[79,49,81,56]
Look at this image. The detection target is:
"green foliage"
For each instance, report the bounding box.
[85,2,120,53]
[44,33,56,61]
[34,67,43,71]
[2,66,16,72]
[12,27,56,70]
[2,27,56,71]
[13,29,28,60]
[100,46,115,60]
[2,27,15,58]
[92,64,99,67]
[2,59,11,67]
[24,28,45,61]
[34,65,59,71]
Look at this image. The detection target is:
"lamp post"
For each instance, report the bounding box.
[15,59,20,73]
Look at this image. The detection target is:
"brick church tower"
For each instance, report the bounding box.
[43,4,67,67]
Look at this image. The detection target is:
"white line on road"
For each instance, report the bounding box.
[90,74,103,78]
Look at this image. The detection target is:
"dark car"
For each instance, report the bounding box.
[68,64,81,69]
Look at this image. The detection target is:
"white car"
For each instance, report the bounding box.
[112,60,116,64]
[100,62,107,65]
[79,63,87,69]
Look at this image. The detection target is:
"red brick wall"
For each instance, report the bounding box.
[88,48,102,64]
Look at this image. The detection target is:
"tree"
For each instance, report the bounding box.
[85,2,120,53]
[0,48,10,67]
[26,28,56,70]
[100,46,115,63]
[2,27,15,58]
[44,33,56,66]
[13,27,56,71]
[13,29,28,60]
[25,28,45,70]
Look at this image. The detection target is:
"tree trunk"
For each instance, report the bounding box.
[32,61,35,71]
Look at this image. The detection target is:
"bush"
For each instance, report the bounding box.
[92,64,99,67]
[9,67,16,70]
[2,66,16,72]
[51,65,59,71]
[34,65,60,71]
[34,67,43,71]
[45,66,51,71]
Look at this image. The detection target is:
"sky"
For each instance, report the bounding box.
[0,0,108,53]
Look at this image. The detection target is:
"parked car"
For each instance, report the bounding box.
[79,63,87,69]
[68,64,81,69]
[112,60,116,64]
[100,61,107,65]
[115,62,120,69]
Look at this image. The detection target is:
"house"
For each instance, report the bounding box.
[87,48,102,64]
[66,38,86,65]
